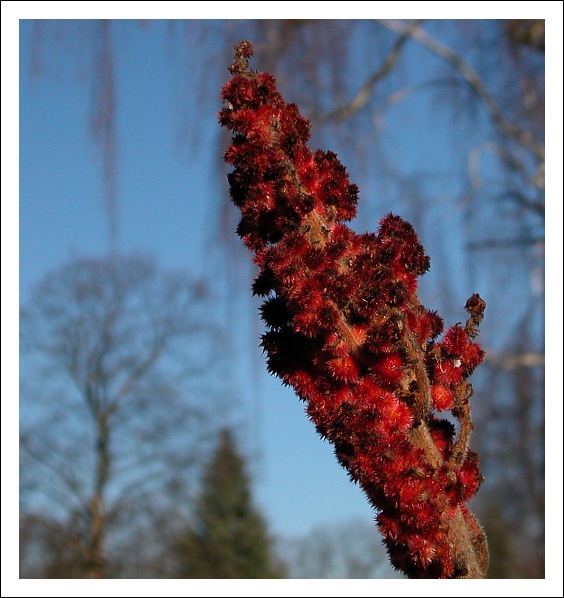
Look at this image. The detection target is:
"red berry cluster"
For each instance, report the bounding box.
[220,41,488,579]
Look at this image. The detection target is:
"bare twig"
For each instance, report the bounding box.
[467,236,544,250]
[377,20,545,162]
[322,19,424,122]
[485,352,545,370]
[20,436,87,507]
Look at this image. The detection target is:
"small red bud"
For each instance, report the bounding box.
[327,355,361,383]
[370,353,404,386]
[431,384,454,411]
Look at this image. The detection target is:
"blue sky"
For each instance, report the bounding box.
[4,3,563,593]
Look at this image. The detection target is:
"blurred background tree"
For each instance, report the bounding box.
[169,428,285,578]
[19,254,224,578]
[18,17,549,579]
[279,518,401,579]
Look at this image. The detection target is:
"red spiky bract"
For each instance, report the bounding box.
[370,353,404,386]
[431,384,455,411]
[220,41,488,579]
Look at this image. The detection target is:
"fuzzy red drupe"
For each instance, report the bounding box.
[220,41,489,579]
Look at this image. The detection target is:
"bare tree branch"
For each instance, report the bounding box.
[467,236,544,250]
[497,191,545,216]
[20,436,87,508]
[485,352,545,370]
[377,20,545,162]
[321,19,424,122]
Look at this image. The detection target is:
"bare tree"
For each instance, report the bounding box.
[20,254,223,578]
[279,519,401,579]
[19,512,92,579]
[474,317,545,577]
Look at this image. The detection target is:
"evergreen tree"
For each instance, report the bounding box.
[174,428,284,578]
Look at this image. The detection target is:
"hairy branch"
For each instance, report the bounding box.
[220,41,488,579]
